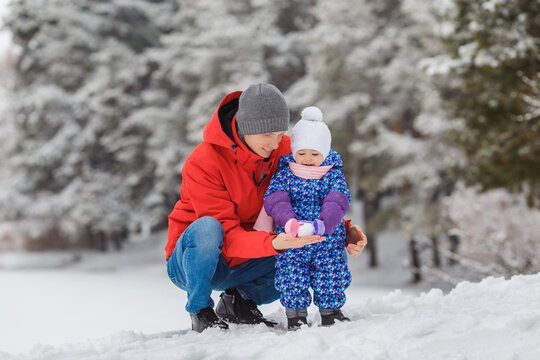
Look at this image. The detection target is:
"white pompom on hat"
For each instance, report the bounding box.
[290,106,331,160]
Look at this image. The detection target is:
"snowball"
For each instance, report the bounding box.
[297,222,315,237]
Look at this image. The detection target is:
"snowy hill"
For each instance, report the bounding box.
[2,275,540,360]
[1,233,539,360]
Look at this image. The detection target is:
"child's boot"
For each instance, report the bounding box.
[285,307,308,331]
[319,308,350,326]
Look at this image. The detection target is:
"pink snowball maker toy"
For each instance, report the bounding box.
[284,218,325,237]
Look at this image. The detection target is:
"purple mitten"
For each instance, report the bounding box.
[319,191,350,235]
[264,191,297,226]
[312,219,325,236]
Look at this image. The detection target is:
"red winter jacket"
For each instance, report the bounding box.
[166,90,291,267]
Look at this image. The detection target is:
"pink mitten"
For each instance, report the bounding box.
[284,218,299,237]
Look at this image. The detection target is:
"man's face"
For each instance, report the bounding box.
[243,131,286,158]
[294,149,324,166]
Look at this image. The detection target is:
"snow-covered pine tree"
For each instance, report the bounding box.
[151,0,312,143]
[0,0,312,251]
[1,0,466,267]
[290,0,463,273]
[0,15,16,174]
[1,0,189,250]
[425,0,540,207]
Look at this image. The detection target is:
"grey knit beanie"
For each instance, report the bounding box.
[236,83,290,135]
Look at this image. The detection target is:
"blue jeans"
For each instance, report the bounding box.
[166,216,280,314]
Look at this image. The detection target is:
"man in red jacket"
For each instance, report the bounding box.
[166,83,366,332]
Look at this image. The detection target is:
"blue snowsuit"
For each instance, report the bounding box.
[264,149,352,310]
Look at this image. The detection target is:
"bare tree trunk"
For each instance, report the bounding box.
[409,236,422,283]
[349,156,379,268]
[88,228,107,252]
[366,232,378,268]
[96,231,107,252]
[363,195,381,268]
[448,234,460,266]
[111,227,128,250]
[431,235,441,268]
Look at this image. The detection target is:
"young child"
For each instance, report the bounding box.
[263,106,352,330]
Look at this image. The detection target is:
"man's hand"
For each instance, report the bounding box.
[345,225,367,258]
[272,232,326,251]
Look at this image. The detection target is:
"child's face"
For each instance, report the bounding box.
[294,149,324,166]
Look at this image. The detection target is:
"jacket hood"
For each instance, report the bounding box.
[278,149,343,170]
[203,91,242,148]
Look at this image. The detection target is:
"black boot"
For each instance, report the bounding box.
[286,307,308,331]
[320,309,350,327]
[215,288,277,327]
[190,306,229,333]
[287,316,308,331]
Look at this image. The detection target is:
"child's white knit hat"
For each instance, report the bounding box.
[290,106,331,160]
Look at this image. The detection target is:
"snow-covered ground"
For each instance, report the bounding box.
[0,231,406,356]
[1,232,539,360]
